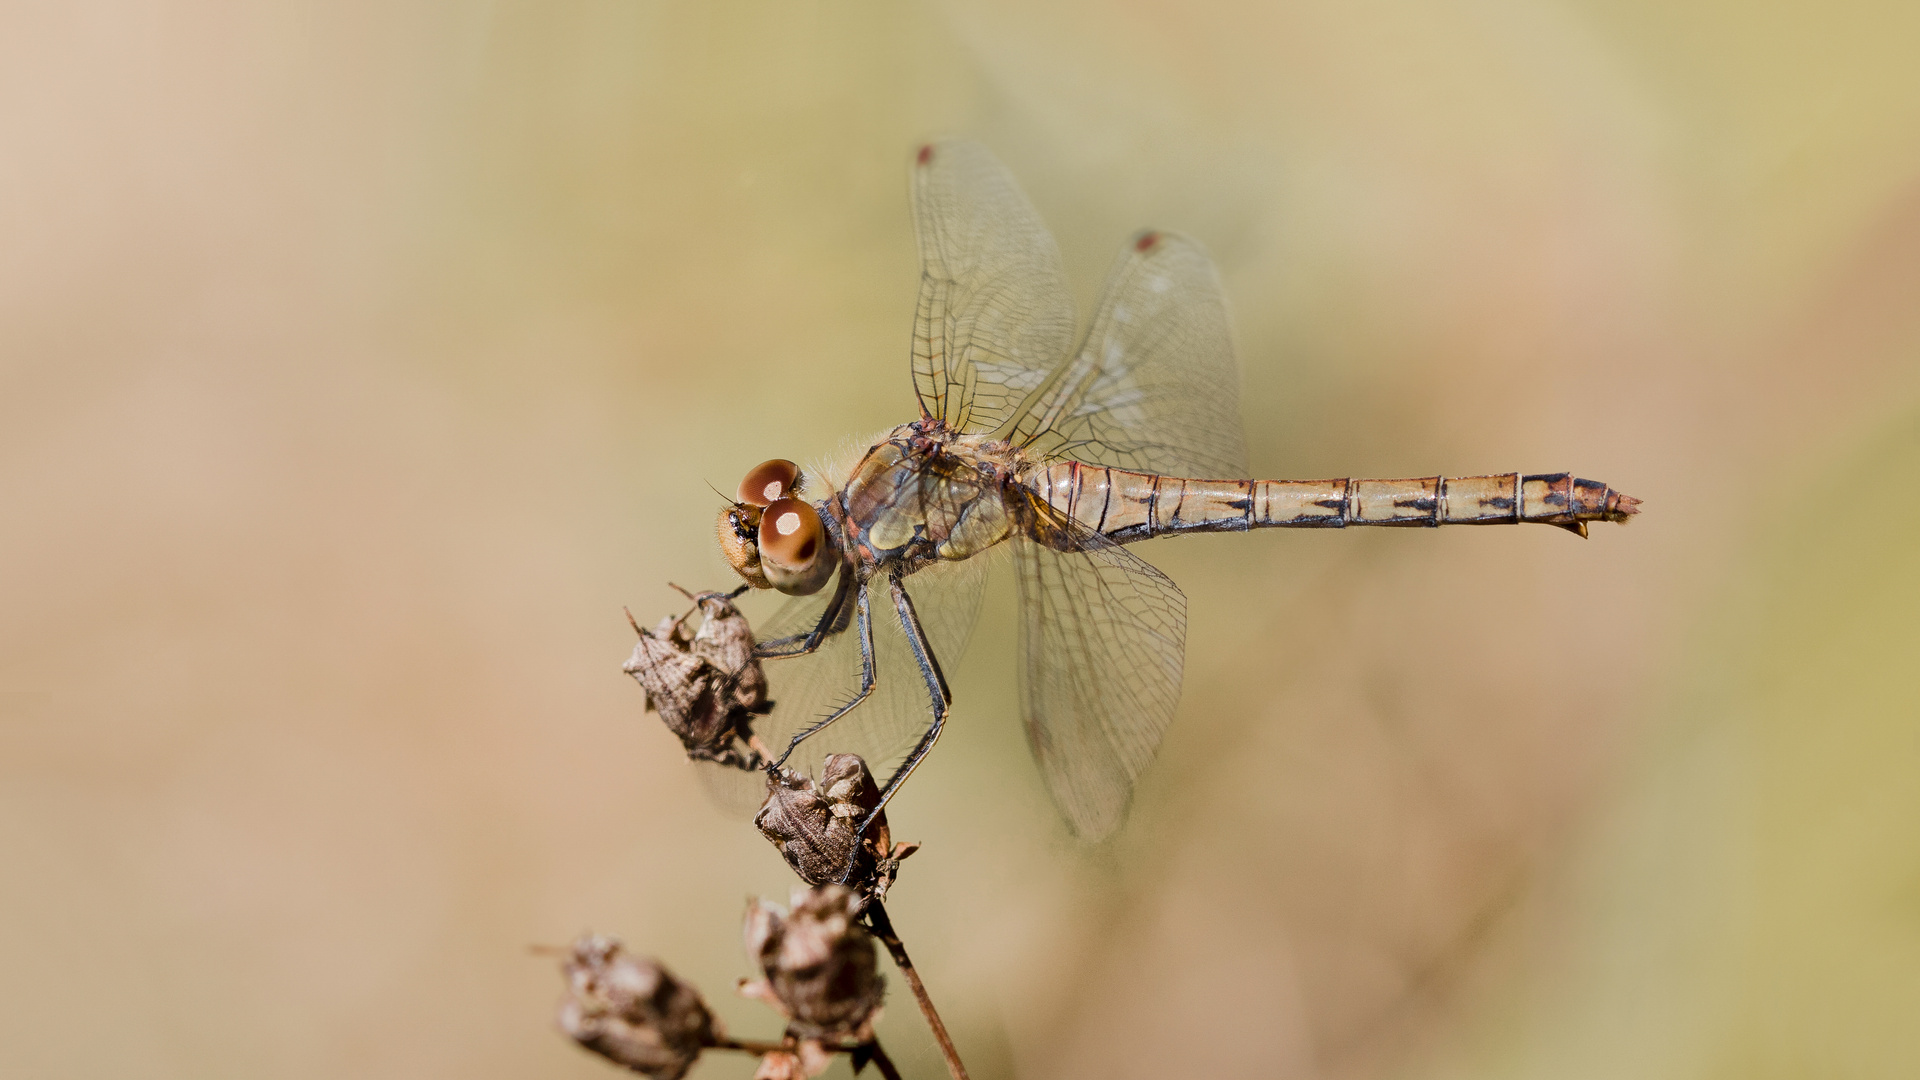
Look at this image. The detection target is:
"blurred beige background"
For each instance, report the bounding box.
[4,2,1918,1078]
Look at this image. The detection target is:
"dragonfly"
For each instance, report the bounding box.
[712,140,1638,841]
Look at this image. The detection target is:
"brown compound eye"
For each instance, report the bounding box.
[737,459,801,507]
[757,497,834,595]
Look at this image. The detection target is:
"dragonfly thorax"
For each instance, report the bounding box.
[833,422,1021,580]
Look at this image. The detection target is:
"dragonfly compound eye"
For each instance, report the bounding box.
[716,503,771,590]
[737,459,802,507]
[757,497,834,595]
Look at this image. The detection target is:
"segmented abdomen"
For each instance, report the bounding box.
[1027,463,1640,541]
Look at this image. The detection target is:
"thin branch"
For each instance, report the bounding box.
[865,900,969,1080]
[711,1034,903,1079]
[708,1035,791,1056]
[866,1039,904,1080]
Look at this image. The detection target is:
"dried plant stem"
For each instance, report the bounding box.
[711,1035,904,1078]
[866,900,969,1080]
[866,1039,904,1080]
[709,1036,790,1055]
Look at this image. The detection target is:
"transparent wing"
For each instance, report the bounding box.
[701,557,989,813]
[766,556,988,783]
[756,566,856,648]
[1007,230,1249,479]
[910,140,1077,433]
[1011,506,1187,840]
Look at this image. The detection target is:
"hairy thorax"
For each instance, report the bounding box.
[830,420,1029,581]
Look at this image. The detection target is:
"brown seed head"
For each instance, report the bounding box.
[556,934,714,1080]
[755,755,915,897]
[739,886,885,1043]
[623,589,769,770]
[686,589,768,713]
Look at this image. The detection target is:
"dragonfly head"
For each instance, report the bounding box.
[717,459,838,596]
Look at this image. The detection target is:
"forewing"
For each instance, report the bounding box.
[1012,511,1187,839]
[910,141,1077,432]
[1008,230,1249,478]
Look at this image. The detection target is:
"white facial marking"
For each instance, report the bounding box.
[776,511,803,536]
[761,480,784,501]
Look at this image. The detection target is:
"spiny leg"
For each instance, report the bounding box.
[771,581,875,769]
[845,573,951,868]
[753,567,853,660]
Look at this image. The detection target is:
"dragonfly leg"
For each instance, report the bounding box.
[753,567,854,660]
[844,573,951,870]
[770,581,875,769]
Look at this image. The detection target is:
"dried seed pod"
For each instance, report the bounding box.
[754,762,867,887]
[557,934,715,1080]
[623,588,769,770]
[684,589,767,713]
[755,755,916,896]
[739,886,885,1043]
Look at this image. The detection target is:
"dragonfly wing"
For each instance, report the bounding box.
[1012,512,1187,839]
[756,567,855,648]
[1009,230,1249,478]
[910,141,1077,433]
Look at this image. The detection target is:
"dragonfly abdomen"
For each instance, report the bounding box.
[1031,463,1639,541]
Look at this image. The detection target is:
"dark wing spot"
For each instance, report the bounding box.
[1135,230,1160,253]
[917,144,934,166]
